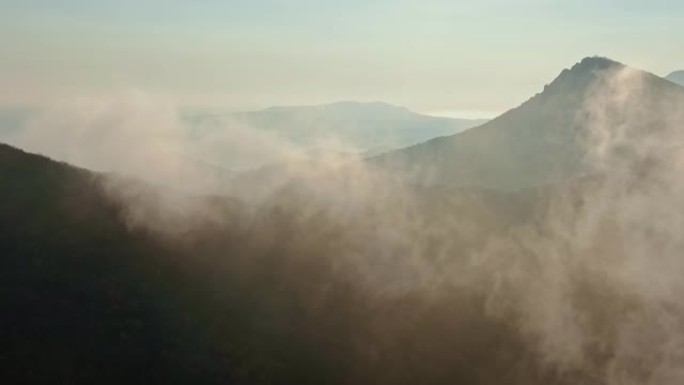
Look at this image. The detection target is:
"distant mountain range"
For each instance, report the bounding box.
[185,101,487,168]
[667,70,684,86]
[0,102,486,175]
[371,57,684,191]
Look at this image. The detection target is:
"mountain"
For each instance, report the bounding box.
[371,57,684,191]
[0,141,563,385]
[0,143,236,383]
[666,70,684,86]
[0,142,371,383]
[185,101,487,169]
[5,57,684,385]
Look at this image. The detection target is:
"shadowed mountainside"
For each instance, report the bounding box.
[0,142,556,384]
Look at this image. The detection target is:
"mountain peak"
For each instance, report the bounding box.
[372,56,684,191]
[554,56,624,82]
[534,57,626,100]
[572,56,623,72]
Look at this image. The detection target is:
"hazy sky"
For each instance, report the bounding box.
[1,0,682,117]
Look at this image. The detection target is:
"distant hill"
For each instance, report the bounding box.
[185,101,487,169]
[666,70,684,86]
[1,103,485,174]
[371,57,684,191]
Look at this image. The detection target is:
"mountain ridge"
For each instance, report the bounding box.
[184,101,487,169]
[369,56,684,191]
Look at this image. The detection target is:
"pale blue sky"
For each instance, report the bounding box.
[1,0,682,117]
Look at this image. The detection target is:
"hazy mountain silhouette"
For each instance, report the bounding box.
[187,101,486,159]
[371,57,684,190]
[666,70,684,86]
